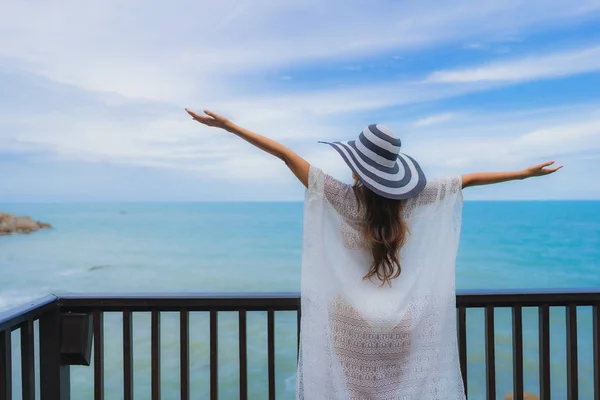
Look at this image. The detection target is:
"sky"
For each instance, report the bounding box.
[1,0,600,201]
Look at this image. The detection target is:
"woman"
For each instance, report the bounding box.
[186,109,561,400]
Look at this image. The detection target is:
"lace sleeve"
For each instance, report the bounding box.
[306,166,361,222]
[403,176,462,215]
[323,175,361,222]
[307,165,325,195]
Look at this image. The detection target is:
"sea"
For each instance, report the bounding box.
[0,201,599,399]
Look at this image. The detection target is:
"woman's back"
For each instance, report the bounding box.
[298,166,465,400]
[320,170,463,249]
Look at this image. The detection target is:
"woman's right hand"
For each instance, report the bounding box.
[521,161,563,178]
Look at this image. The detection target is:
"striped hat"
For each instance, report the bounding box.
[319,124,426,200]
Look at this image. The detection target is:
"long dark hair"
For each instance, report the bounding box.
[353,180,408,286]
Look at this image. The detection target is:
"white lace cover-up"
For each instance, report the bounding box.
[297,166,466,400]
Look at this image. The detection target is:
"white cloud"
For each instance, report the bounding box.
[427,45,600,83]
[1,1,599,102]
[3,97,599,185]
[1,1,600,199]
[210,79,501,129]
[0,75,503,172]
[405,105,600,171]
[413,113,455,127]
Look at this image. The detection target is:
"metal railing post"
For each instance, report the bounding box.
[39,307,71,400]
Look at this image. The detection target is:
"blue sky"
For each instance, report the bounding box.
[1,0,600,201]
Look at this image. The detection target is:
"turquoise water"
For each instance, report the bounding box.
[1,201,599,399]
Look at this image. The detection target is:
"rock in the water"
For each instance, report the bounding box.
[0,213,16,235]
[0,212,52,235]
[504,393,540,400]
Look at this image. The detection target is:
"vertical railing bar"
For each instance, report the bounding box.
[512,306,524,400]
[123,310,133,400]
[566,304,578,400]
[297,302,301,360]
[21,320,35,400]
[210,310,218,400]
[457,306,468,396]
[180,310,190,400]
[485,305,496,400]
[239,310,247,400]
[151,310,161,400]
[94,310,104,400]
[539,305,551,400]
[267,310,276,400]
[0,329,11,400]
[594,304,600,400]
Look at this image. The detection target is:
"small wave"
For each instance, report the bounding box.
[89,265,110,272]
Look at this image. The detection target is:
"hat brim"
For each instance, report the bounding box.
[319,140,427,200]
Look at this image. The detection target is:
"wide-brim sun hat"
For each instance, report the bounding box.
[319,124,427,200]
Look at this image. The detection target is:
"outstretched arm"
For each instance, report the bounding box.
[462,161,562,188]
[185,109,310,188]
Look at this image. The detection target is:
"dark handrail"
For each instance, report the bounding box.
[0,295,61,400]
[456,288,600,306]
[0,294,57,332]
[54,288,600,310]
[2,289,598,322]
[57,292,301,311]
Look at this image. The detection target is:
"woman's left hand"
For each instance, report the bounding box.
[186,108,310,188]
[185,109,230,130]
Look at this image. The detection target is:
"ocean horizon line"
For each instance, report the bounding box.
[1,199,599,204]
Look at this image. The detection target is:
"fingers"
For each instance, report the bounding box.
[185,108,218,126]
[185,108,215,126]
[536,160,555,169]
[185,108,222,121]
[546,165,563,173]
[203,109,218,118]
[185,108,201,119]
[194,116,211,123]
[540,164,563,174]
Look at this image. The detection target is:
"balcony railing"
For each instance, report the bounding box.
[1,289,600,400]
